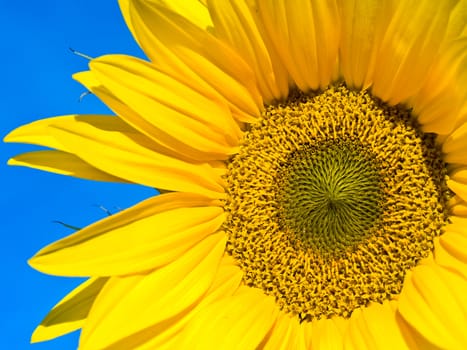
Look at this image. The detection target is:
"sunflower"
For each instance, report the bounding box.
[5,0,467,349]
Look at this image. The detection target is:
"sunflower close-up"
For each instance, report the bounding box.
[5,0,467,349]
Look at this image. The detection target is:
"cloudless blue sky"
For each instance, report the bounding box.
[1,2,155,348]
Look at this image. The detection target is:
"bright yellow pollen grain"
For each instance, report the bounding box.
[222,84,451,321]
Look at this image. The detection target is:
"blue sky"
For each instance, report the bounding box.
[1,2,155,348]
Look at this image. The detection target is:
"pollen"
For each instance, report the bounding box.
[222,84,451,320]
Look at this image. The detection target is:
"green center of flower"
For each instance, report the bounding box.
[223,84,450,321]
[277,140,383,255]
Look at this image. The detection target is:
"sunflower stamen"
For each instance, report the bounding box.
[223,84,451,320]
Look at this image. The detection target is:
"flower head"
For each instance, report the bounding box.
[5,0,467,349]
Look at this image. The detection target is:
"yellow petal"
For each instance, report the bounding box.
[127,0,262,123]
[371,0,459,105]
[96,256,243,350]
[80,232,226,350]
[345,301,413,350]
[449,213,467,229]
[434,231,467,278]
[208,0,288,101]
[447,178,467,203]
[31,277,108,343]
[198,255,244,306]
[5,115,208,187]
[29,192,224,276]
[451,201,467,216]
[4,114,154,154]
[74,71,234,162]
[449,215,467,227]
[444,0,467,42]
[398,262,467,349]
[8,150,127,183]
[392,303,442,350]
[443,121,467,164]
[310,316,346,349]
[45,115,225,197]
[343,309,368,350]
[338,0,394,89]
[118,0,212,47]
[248,3,290,102]
[259,312,305,350]
[4,116,70,150]
[450,165,467,182]
[90,55,241,157]
[258,0,339,91]
[300,320,313,350]
[154,0,212,29]
[411,38,467,135]
[177,286,278,349]
[118,0,138,46]
[449,195,467,216]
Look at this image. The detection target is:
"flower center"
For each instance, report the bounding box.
[223,84,451,321]
[277,139,383,255]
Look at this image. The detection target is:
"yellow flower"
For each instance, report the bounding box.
[5,0,467,349]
